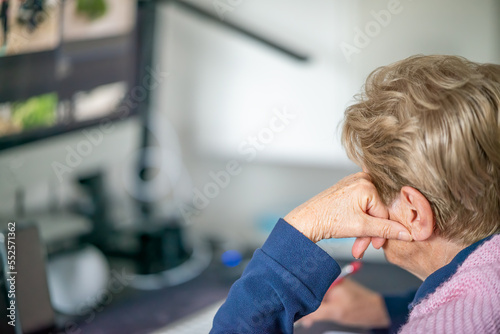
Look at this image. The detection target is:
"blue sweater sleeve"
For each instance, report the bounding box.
[211,219,341,334]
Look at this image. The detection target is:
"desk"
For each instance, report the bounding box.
[76,258,421,334]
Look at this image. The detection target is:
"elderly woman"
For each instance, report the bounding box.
[210,55,500,334]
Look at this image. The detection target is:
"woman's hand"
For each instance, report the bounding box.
[284,172,411,256]
[298,279,390,329]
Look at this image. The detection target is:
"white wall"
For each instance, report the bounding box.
[149,0,500,258]
[154,0,500,166]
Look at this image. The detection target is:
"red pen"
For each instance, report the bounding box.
[327,261,363,291]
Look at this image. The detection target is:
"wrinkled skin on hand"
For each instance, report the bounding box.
[285,172,412,258]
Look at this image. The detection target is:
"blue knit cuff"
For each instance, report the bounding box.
[261,218,341,300]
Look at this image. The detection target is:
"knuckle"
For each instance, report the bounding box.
[381,225,392,239]
[357,171,372,182]
[363,179,375,190]
[356,179,374,192]
[354,172,365,179]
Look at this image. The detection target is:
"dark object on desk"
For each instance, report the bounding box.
[76,172,191,276]
[77,173,113,249]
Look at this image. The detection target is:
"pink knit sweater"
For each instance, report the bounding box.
[400,234,500,333]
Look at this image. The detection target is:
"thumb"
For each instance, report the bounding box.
[299,304,333,327]
[362,215,412,241]
[364,190,412,241]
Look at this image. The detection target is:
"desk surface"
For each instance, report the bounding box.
[75,259,421,334]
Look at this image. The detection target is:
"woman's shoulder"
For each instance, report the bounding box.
[451,233,500,295]
[402,234,500,333]
[423,234,500,306]
[461,234,500,268]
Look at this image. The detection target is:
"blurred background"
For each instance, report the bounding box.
[0,0,499,333]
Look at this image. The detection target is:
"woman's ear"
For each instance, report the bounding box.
[399,186,435,241]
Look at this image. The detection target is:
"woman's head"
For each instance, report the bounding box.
[342,55,500,245]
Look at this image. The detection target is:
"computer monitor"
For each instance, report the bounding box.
[0,0,143,214]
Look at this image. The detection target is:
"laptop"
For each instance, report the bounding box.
[0,223,56,334]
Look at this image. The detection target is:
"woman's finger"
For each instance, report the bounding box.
[360,215,412,241]
[352,237,371,259]
[371,237,386,249]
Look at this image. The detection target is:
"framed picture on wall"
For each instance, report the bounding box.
[0,0,61,57]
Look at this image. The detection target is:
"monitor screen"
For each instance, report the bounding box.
[0,0,138,150]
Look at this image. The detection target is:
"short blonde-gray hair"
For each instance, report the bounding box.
[342,55,500,245]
